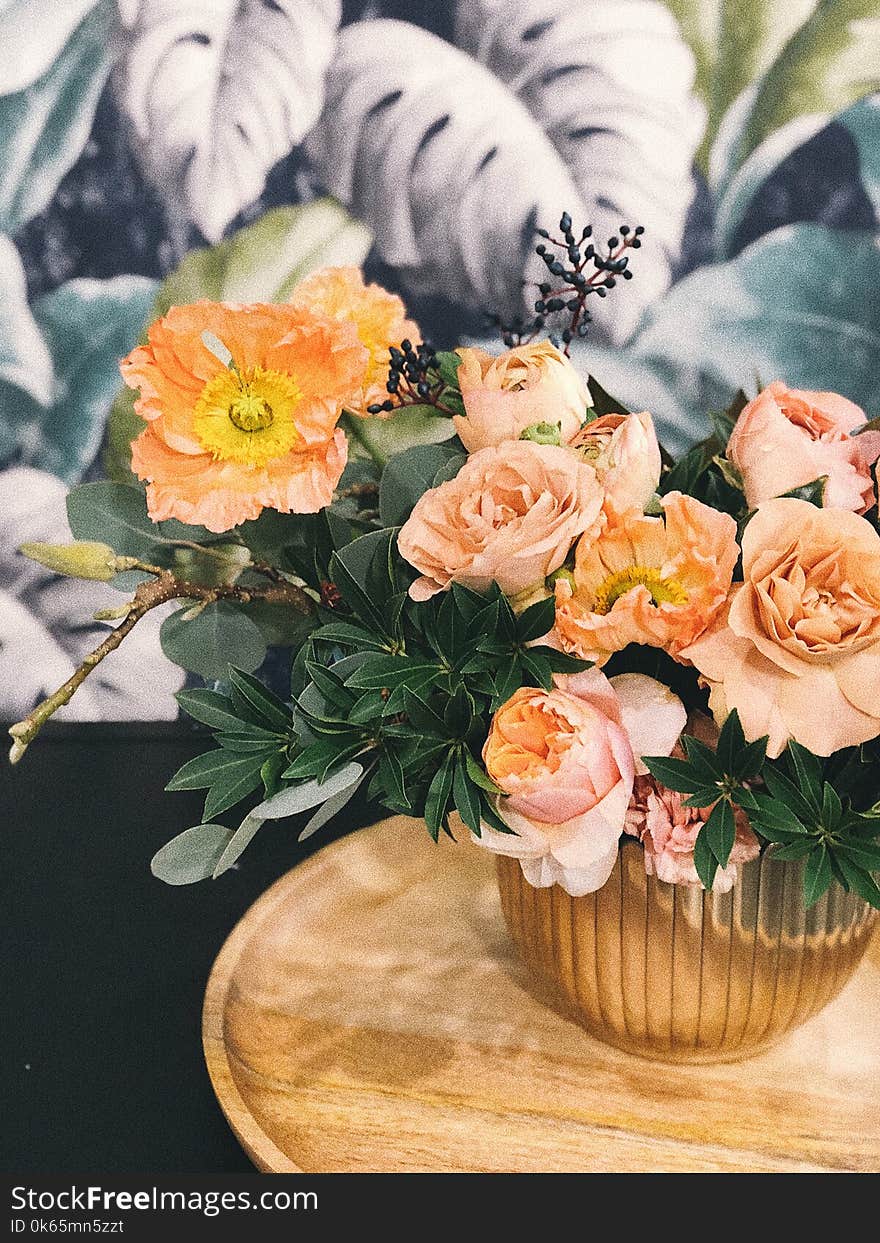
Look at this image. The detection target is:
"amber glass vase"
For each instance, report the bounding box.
[497,839,877,1063]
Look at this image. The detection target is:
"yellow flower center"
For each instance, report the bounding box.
[193,365,303,466]
[593,565,688,614]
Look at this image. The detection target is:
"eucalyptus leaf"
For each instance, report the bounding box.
[150,824,235,886]
[160,602,266,679]
[253,762,364,820]
[379,442,462,526]
[298,768,368,842]
[212,813,266,879]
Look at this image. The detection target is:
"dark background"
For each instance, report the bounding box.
[1,725,377,1173]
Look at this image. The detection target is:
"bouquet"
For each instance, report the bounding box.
[10,216,880,912]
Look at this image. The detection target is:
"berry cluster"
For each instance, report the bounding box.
[367,339,453,415]
[490,212,644,355]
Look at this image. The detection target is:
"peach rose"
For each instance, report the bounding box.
[453,341,590,452]
[571,411,662,513]
[290,266,419,418]
[727,380,880,513]
[624,775,760,893]
[474,670,686,896]
[397,440,603,601]
[682,498,880,757]
[553,492,739,665]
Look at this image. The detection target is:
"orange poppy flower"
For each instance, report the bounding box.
[290,266,419,416]
[121,301,368,532]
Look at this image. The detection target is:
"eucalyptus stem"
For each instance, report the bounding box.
[8,568,315,763]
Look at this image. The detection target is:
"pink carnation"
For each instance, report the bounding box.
[624,775,760,893]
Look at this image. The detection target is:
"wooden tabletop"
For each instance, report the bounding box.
[203,815,880,1172]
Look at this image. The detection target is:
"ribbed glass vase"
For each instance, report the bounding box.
[497,839,877,1063]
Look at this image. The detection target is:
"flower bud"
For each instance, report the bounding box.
[20,541,118,581]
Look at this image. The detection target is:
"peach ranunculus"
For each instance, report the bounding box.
[570,410,662,514]
[290,266,419,418]
[122,301,368,532]
[682,497,880,758]
[397,440,604,601]
[553,492,739,665]
[452,340,590,453]
[474,669,686,896]
[727,380,880,513]
[624,775,760,893]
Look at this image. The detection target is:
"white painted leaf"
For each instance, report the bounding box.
[307,20,585,322]
[115,0,342,241]
[0,467,184,722]
[0,2,117,232]
[0,0,105,95]
[455,0,704,340]
[0,235,53,404]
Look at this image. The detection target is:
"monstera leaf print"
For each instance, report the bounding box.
[0,468,183,722]
[114,0,342,241]
[307,8,703,343]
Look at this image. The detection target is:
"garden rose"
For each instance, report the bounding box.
[123,301,367,532]
[727,380,880,513]
[682,498,880,757]
[474,670,686,897]
[290,266,420,418]
[453,341,590,452]
[397,440,603,601]
[553,492,738,665]
[624,775,760,893]
[571,410,662,513]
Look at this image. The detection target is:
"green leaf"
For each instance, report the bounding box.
[151,824,235,886]
[764,763,819,824]
[705,798,736,867]
[748,791,809,835]
[425,751,456,841]
[0,2,115,234]
[770,838,816,861]
[780,477,827,506]
[254,762,365,820]
[465,751,505,795]
[527,646,593,674]
[730,1,880,184]
[434,350,462,390]
[433,453,467,485]
[586,374,630,416]
[452,757,482,835]
[479,796,515,836]
[166,748,252,792]
[175,689,242,733]
[693,826,719,891]
[216,733,281,754]
[402,687,449,738]
[203,758,266,821]
[212,813,265,879]
[611,225,880,438]
[154,201,371,312]
[683,734,725,781]
[227,667,291,733]
[310,622,390,652]
[346,657,442,691]
[821,781,844,831]
[28,275,158,484]
[66,482,163,559]
[379,747,410,810]
[304,661,356,714]
[832,836,880,869]
[835,855,880,908]
[160,603,267,679]
[803,841,833,907]
[378,442,461,526]
[260,751,286,798]
[735,736,769,781]
[516,597,557,644]
[715,708,745,775]
[642,755,709,794]
[343,405,458,467]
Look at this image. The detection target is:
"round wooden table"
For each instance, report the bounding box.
[203,816,880,1172]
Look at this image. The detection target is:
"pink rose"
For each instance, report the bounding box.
[625,775,760,894]
[453,341,589,452]
[474,670,686,897]
[397,440,603,601]
[728,380,880,513]
[571,410,662,513]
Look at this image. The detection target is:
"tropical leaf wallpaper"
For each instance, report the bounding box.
[1,0,878,721]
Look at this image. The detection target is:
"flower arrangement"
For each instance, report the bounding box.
[9,217,880,916]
